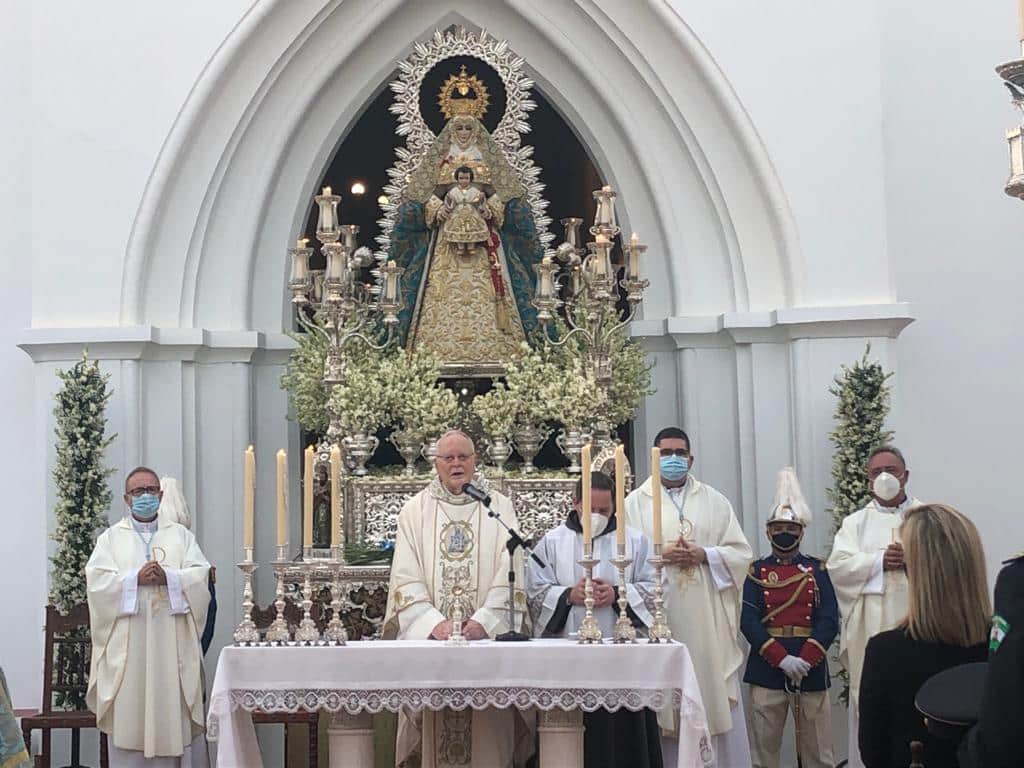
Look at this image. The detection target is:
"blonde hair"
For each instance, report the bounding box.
[899,503,990,646]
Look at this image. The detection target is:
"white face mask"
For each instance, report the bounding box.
[873,472,902,502]
[590,513,609,538]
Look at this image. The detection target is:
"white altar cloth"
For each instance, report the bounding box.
[208,639,710,767]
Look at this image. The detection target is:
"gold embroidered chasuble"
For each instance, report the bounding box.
[85,516,210,759]
[625,476,753,737]
[384,480,528,768]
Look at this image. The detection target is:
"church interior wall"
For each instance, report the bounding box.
[5,6,1023,754]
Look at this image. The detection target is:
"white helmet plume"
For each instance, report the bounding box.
[768,466,811,527]
[159,477,191,530]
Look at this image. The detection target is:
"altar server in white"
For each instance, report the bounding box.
[625,427,753,768]
[526,471,662,768]
[384,430,529,768]
[827,445,921,768]
[86,466,211,767]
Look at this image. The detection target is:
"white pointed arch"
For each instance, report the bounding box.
[119,0,801,334]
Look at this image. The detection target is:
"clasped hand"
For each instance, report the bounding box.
[568,577,615,608]
[778,655,812,685]
[431,618,487,641]
[662,538,706,570]
[883,542,905,571]
[137,560,167,587]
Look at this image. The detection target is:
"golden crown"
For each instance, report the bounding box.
[438,66,490,120]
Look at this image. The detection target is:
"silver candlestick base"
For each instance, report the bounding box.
[265,561,291,644]
[647,549,673,643]
[446,599,468,647]
[293,564,322,644]
[611,554,636,643]
[323,561,349,645]
[576,553,603,644]
[233,559,260,645]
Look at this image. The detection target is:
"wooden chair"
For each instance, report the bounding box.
[20,604,108,768]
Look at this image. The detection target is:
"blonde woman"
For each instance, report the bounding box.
[858,504,991,768]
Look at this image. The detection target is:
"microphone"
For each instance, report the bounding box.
[461,482,492,506]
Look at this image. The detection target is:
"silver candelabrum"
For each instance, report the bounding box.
[293,563,323,645]
[646,544,673,643]
[233,553,260,645]
[287,187,405,454]
[575,546,603,644]
[611,552,637,643]
[265,549,292,644]
[532,188,649,454]
[323,555,349,645]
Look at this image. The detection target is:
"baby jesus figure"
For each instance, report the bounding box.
[442,165,491,253]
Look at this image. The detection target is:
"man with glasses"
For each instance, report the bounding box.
[827,445,921,768]
[384,430,528,767]
[625,427,753,768]
[86,466,211,767]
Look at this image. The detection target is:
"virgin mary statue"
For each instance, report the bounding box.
[389,113,543,373]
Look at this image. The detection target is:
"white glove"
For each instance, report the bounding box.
[778,655,812,684]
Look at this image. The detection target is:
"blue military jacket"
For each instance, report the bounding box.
[740,552,838,691]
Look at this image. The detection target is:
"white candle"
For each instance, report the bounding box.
[651,446,662,546]
[630,232,639,247]
[385,260,399,301]
[276,449,288,548]
[581,443,592,547]
[540,256,553,298]
[615,445,626,554]
[330,445,342,550]
[303,446,314,549]
[243,446,255,553]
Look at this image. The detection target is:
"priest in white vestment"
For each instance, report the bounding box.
[384,430,529,768]
[86,466,211,768]
[624,428,753,768]
[526,471,662,768]
[826,445,921,768]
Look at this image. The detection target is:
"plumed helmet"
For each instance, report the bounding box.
[159,476,191,530]
[767,466,811,527]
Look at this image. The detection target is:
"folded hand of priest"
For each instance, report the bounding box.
[462,619,487,640]
[137,561,167,587]
[663,539,706,569]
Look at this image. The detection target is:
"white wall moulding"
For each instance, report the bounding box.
[632,303,915,346]
[17,326,297,364]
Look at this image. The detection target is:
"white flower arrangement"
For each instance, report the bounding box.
[382,348,459,440]
[51,351,116,709]
[280,330,330,433]
[471,382,518,436]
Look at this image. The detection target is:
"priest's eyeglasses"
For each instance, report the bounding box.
[438,450,473,462]
[126,486,161,497]
[659,448,690,457]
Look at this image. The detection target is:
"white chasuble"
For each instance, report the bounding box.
[384,481,529,768]
[826,497,920,708]
[625,477,753,738]
[86,515,210,764]
[526,523,655,638]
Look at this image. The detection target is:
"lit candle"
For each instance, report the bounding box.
[601,185,611,192]
[651,446,662,546]
[276,449,288,548]
[330,445,342,550]
[318,187,337,233]
[323,186,332,196]
[303,446,314,549]
[581,443,592,547]
[615,444,626,554]
[243,445,255,553]
[290,241,309,282]
[630,232,639,247]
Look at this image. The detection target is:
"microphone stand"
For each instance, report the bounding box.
[485,506,545,642]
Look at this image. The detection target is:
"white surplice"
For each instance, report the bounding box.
[826,496,920,768]
[384,480,529,768]
[625,475,753,767]
[86,515,210,766]
[525,522,655,638]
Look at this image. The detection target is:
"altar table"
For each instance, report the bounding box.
[208,639,710,768]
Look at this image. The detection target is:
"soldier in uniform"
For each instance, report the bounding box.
[741,468,839,768]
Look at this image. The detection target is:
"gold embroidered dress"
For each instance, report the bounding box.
[406,116,528,369]
[384,478,528,768]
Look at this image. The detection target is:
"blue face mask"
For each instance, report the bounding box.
[660,455,689,481]
[131,493,160,520]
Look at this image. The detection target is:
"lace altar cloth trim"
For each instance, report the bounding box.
[220,685,680,719]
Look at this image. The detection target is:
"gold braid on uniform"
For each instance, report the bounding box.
[749,570,818,625]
